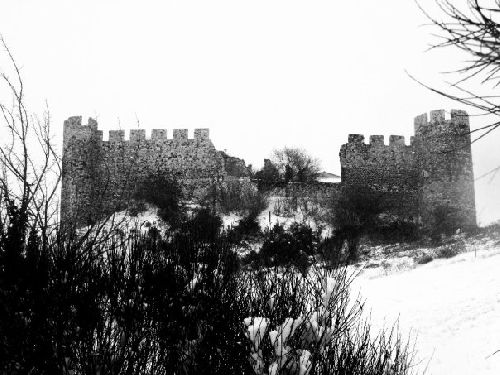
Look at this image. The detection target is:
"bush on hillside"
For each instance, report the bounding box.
[218,179,268,216]
[288,222,320,255]
[436,239,466,259]
[245,223,321,273]
[0,202,246,374]
[319,235,346,267]
[237,214,261,237]
[415,253,434,264]
[320,226,362,264]
[0,201,416,375]
[239,266,416,375]
[133,174,183,226]
[228,213,262,244]
[176,208,223,244]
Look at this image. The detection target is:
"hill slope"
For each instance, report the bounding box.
[352,240,500,374]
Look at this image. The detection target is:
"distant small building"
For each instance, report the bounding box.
[316,171,341,183]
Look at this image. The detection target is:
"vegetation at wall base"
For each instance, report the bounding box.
[228,213,262,245]
[133,173,184,226]
[217,179,268,216]
[248,223,322,274]
[0,201,417,374]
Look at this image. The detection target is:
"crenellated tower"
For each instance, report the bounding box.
[413,109,476,230]
[61,116,105,224]
[340,109,476,230]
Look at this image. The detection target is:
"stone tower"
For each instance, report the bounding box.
[339,109,476,231]
[61,116,105,225]
[414,109,476,230]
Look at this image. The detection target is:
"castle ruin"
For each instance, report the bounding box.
[61,109,476,230]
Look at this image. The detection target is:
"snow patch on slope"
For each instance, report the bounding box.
[352,243,500,375]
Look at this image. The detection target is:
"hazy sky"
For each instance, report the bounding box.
[1,1,499,224]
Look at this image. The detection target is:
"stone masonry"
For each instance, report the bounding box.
[339,109,476,229]
[61,109,476,230]
[61,116,227,225]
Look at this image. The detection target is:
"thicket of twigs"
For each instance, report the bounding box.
[0,204,416,374]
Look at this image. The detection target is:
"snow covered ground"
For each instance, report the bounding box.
[351,242,500,375]
[93,203,500,373]
[222,196,333,237]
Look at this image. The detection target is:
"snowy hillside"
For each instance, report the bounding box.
[223,196,333,236]
[351,238,500,375]
[94,204,500,374]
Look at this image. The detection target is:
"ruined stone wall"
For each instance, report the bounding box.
[61,116,226,224]
[219,151,252,177]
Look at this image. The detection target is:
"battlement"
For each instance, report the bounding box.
[105,128,210,142]
[347,134,411,147]
[389,135,405,146]
[61,110,475,231]
[109,130,125,142]
[130,129,146,142]
[173,129,188,140]
[63,116,98,133]
[369,135,384,145]
[414,109,469,134]
[63,117,101,147]
[346,109,470,148]
[348,134,365,143]
[63,116,83,130]
[103,128,210,142]
[63,116,211,144]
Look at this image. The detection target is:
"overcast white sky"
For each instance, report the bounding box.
[0,0,499,224]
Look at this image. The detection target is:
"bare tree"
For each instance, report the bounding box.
[0,36,61,248]
[272,146,321,183]
[415,0,500,179]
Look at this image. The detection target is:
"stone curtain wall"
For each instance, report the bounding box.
[340,109,476,229]
[339,133,420,220]
[61,116,226,224]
